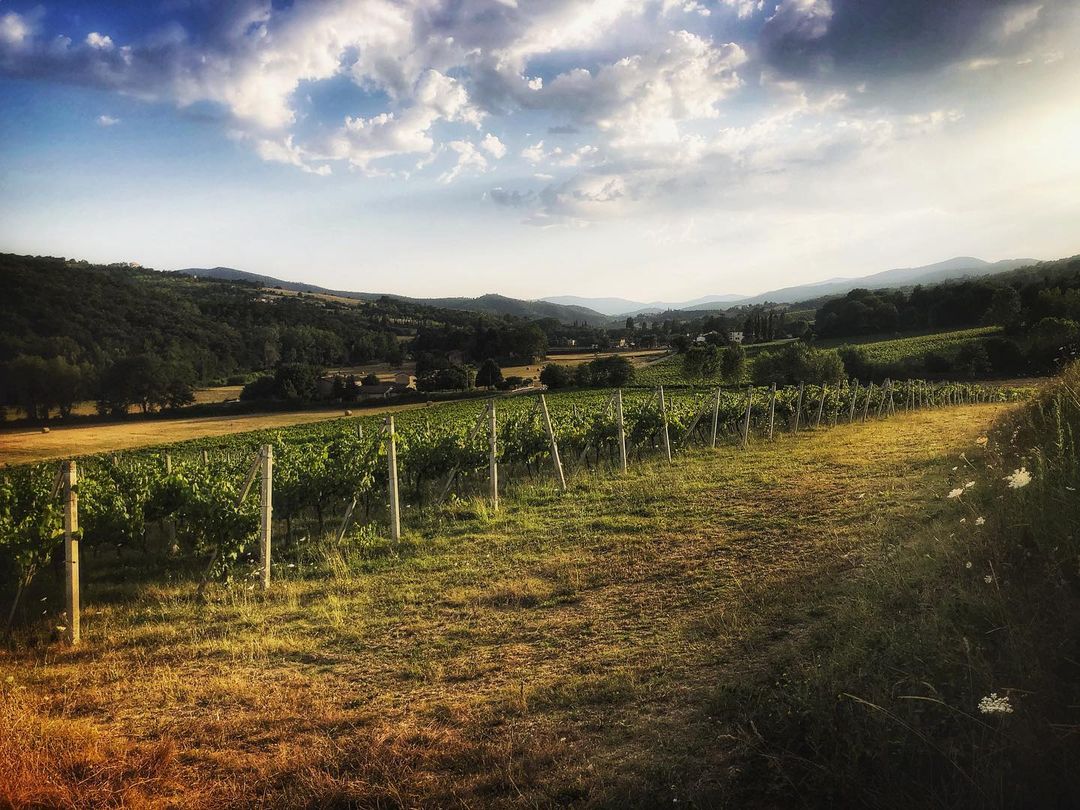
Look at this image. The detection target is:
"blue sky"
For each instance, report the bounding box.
[1,0,1078,300]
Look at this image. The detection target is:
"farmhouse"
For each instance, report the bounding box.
[357,382,410,401]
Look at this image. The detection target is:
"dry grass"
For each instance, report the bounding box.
[0,404,1011,807]
[2,386,245,424]
[501,349,668,380]
[0,402,433,467]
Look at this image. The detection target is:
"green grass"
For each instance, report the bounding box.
[9,395,1070,807]
[636,329,1004,387]
[830,325,1002,363]
[632,353,706,386]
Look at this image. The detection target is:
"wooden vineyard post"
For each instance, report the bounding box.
[616,389,628,473]
[741,387,753,449]
[848,381,859,423]
[877,380,890,418]
[862,382,873,422]
[814,385,826,429]
[658,386,673,463]
[336,497,357,543]
[710,386,722,448]
[767,384,777,440]
[539,394,567,491]
[793,382,805,433]
[63,461,80,645]
[386,416,401,541]
[488,399,499,511]
[164,451,178,555]
[259,445,273,589]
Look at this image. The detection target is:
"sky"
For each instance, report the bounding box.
[0,0,1078,301]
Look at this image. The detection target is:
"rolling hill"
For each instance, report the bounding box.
[179,267,610,326]
[728,256,1039,307]
[179,255,1047,326]
[541,257,1039,317]
[541,293,748,317]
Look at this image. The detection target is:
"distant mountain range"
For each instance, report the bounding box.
[542,294,748,317]
[177,267,611,325]
[727,256,1039,308]
[541,257,1039,316]
[179,255,1040,326]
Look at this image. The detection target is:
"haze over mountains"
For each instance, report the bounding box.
[180,256,1039,326]
[542,257,1038,316]
[541,294,749,317]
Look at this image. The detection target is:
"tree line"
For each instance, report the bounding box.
[0,254,568,420]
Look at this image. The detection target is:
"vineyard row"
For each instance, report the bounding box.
[1,379,1029,643]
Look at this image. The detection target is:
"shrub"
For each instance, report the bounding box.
[417,364,470,392]
[240,375,277,401]
[540,364,573,389]
[753,343,845,385]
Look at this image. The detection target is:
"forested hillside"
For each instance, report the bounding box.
[181,266,611,326]
[815,255,1080,338]
[0,254,579,419]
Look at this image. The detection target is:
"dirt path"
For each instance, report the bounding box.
[0,404,1012,807]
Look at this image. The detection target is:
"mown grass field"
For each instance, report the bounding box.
[0,404,430,467]
[1,401,1024,807]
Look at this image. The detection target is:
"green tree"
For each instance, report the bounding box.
[682,345,719,381]
[476,358,503,389]
[273,363,324,400]
[983,286,1023,329]
[720,344,746,383]
[240,376,277,401]
[417,364,470,392]
[591,355,635,386]
[539,363,573,389]
[753,343,845,385]
[2,356,54,420]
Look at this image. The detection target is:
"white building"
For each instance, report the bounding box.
[729,331,744,344]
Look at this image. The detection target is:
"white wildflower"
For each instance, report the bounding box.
[952,466,959,471]
[1005,467,1032,489]
[984,575,993,584]
[960,518,967,524]
[976,517,986,526]
[965,561,973,569]
[947,488,964,499]
[978,693,1013,715]
[964,481,976,489]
